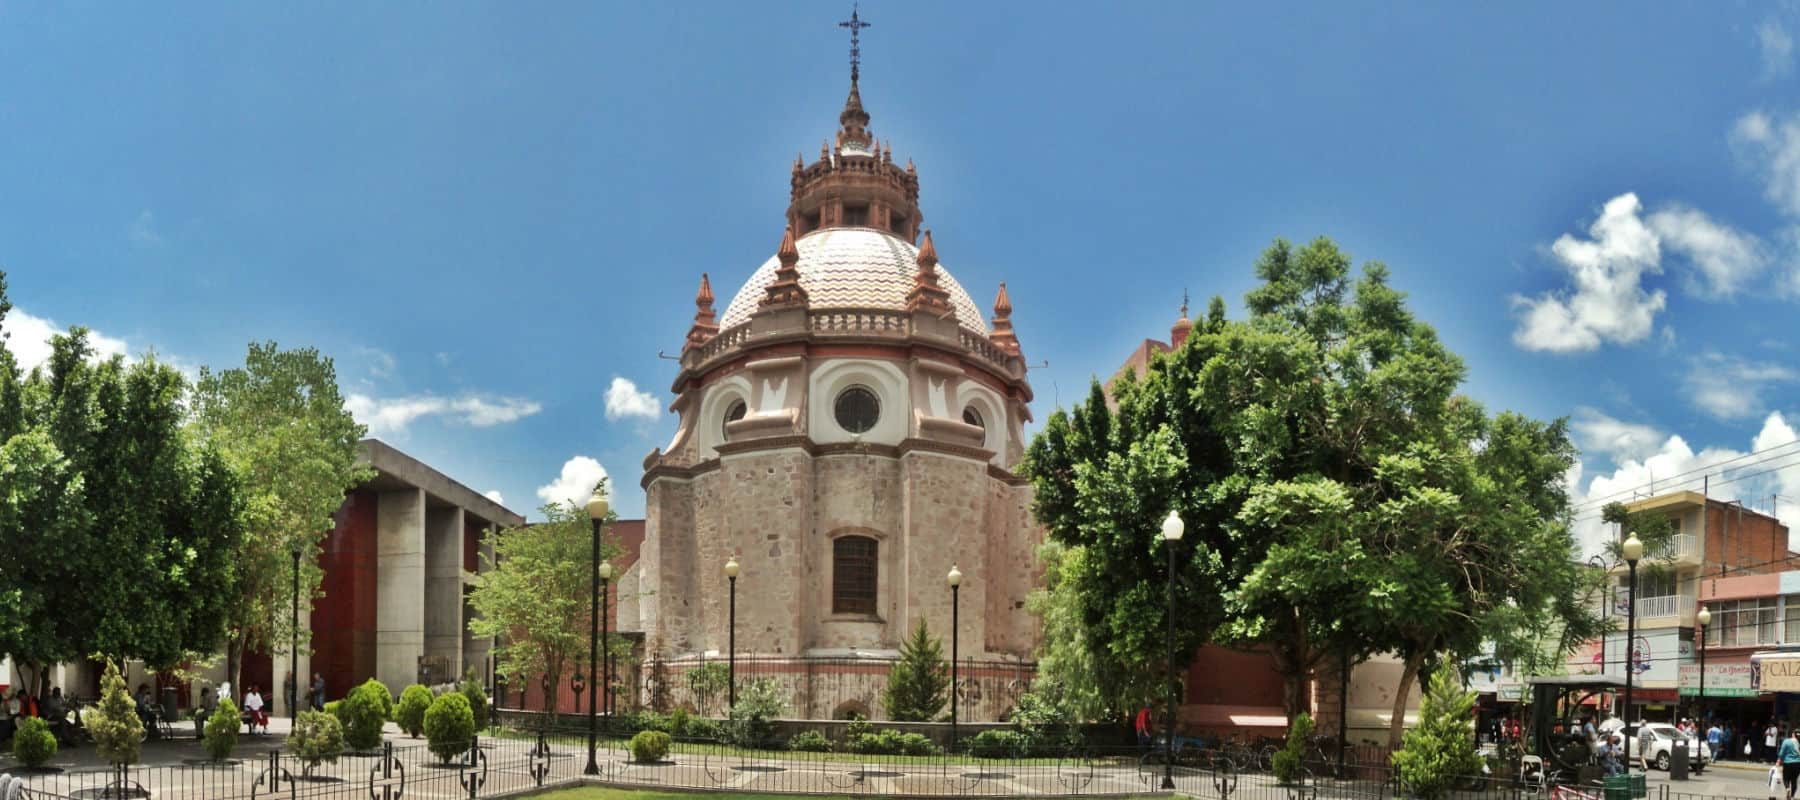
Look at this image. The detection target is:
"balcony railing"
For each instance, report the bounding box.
[1651,533,1699,560]
[1635,594,1688,619]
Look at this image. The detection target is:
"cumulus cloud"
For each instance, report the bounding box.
[1733,110,1800,218]
[536,456,610,509]
[5,308,133,372]
[604,376,661,421]
[345,393,542,436]
[1513,194,1666,353]
[1571,407,1665,462]
[1761,19,1795,80]
[483,489,505,505]
[1569,410,1800,556]
[1682,352,1797,420]
[1645,205,1767,297]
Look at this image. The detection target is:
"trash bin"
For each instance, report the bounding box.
[1604,773,1648,800]
[1670,738,1689,780]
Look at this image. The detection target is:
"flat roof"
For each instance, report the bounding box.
[358,438,524,527]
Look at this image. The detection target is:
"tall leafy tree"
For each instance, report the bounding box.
[1025,238,1599,743]
[467,489,623,714]
[187,342,371,686]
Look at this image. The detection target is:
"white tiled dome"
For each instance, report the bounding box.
[720,228,989,334]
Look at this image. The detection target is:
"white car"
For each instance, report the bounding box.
[1636,724,1710,772]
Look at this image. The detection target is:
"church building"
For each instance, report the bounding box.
[618,30,1043,721]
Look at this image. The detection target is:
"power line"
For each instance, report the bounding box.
[1570,440,1800,517]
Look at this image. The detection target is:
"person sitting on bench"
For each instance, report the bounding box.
[242,685,268,735]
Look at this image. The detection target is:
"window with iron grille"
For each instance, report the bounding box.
[833,536,878,615]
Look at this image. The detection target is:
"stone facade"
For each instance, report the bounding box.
[630,70,1042,722]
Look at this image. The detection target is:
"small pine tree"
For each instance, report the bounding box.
[396,684,432,737]
[1391,670,1482,800]
[458,675,489,732]
[1271,712,1314,784]
[883,620,949,722]
[84,660,145,767]
[204,697,240,762]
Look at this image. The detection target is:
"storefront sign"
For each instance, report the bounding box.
[1756,657,1800,693]
[1678,663,1757,697]
[1498,685,1525,702]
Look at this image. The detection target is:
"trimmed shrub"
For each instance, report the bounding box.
[847,728,939,756]
[423,692,475,764]
[966,729,1030,759]
[396,684,432,738]
[204,697,240,762]
[629,730,672,763]
[669,708,691,737]
[288,710,345,774]
[1272,712,1314,785]
[13,716,57,768]
[342,679,394,751]
[84,660,144,766]
[726,677,785,748]
[787,729,833,752]
[458,677,489,732]
[323,700,341,720]
[685,717,724,741]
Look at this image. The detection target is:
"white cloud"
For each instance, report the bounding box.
[1570,411,1800,556]
[435,352,452,367]
[604,376,661,421]
[1682,352,1798,420]
[5,308,132,373]
[1645,205,1767,297]
[1513,193,1666,353]
[1571,407,1664,462]
[1761,19,1795,80]
[536,456,609,509]
[345,393,542,436]
[355,347,397,379]
[483,489,505,505]
[129,210,164,249]
[1733,110,1800,218]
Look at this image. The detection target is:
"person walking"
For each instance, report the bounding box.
[1768,722,1780,764]
[1134,705,1153,748]
[310,673,325,712]
[1779,729,1800,800]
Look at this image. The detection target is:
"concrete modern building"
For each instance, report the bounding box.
[619,59,1043,721]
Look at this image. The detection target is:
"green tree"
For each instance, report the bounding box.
[685,661,729,716]
[205,697,241,762]
[1391,670,1482,800]
[288,709,345,775]
[188,341,371,689]
[467,489,623,715]
[1024,238,1598,745]
[883,620,949,722]
[1023,541,1160,722]
[396,684,433,737]
[423,692,475,764]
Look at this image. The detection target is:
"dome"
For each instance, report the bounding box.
[719,228,989,334]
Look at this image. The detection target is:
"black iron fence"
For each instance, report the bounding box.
[2,730,1778,800]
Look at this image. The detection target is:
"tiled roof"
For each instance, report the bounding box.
[719,228,989,334]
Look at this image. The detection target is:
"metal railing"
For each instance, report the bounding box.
[1635,594,1689,619]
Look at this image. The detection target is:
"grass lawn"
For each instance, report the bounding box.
[529,789,1166,800]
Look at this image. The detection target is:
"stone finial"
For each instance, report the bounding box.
[760,225,810,309]
[684,273,720,351]
[905,229,955,316]
[1171,290,1193,349]
[990,282,1020,355]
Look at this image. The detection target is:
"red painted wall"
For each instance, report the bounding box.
[1186,645,1287,708]
[312,489,379,701]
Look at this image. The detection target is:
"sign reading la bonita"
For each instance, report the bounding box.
[1679,662,1756,697]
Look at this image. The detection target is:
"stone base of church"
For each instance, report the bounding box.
[643,653,1037,723]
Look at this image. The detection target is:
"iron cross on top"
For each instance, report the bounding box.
[839,4,871,82]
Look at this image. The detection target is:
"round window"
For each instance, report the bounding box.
[834,386,881,434]
[962,406,984,430]
[721,399,747,440]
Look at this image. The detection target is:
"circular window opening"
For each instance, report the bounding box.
[834,386,881,434]
[962,406,984,430]
[721,399,747,440]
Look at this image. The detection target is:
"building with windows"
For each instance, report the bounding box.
[618,60,1041,721]
[1568,490,1792,725]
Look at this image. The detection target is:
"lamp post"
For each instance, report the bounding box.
[600,560,613,729]
[1159,510,1184,791]
[584,487,609,776]
[947,565,963,750]
[1622,531,1643,773]
[291,541,303,719]
[725,556,740,709]
[1696,604,1711,726]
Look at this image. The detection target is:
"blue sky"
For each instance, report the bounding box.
[4,2,1799,542]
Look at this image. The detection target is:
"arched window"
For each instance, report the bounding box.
[832,536,878,615]
[721,399,747,441]
[961,406,984,430]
